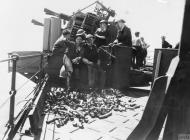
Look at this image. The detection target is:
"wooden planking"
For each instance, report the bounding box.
[38,92,149,140]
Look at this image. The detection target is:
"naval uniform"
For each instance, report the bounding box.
[112,25,132,90]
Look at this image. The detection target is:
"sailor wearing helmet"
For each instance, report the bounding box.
[82,34,98,88]
[94,20,109,48]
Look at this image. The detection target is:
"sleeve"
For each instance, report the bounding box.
[117,27,132,46]
[80,44,86,58]
[123,28,132,46]
[93,45,99,62]
[52,40,63,54]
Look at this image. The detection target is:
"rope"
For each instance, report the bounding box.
[16,70,40,92]
[14,99,31,122]
[98,46,116,59]
[24,75,47,100]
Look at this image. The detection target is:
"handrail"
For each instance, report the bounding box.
[16,54,43,60]
[0,52,44,140]
[0,53,43,63]
[0,57,17,63]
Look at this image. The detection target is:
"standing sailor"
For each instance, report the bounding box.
[133,31,143,69]
[94,20,109,48]
[113,19,132,47]
[82,34,98,88]
[94,20,110,89]
[111,19,132,90]
[52,29,75,90]
[70,29,87,90]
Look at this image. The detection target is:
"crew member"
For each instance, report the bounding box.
[133,31,143,69]
[94,20,109,48]
[141,37,150,67]
[94,20,111,89]
[82,34,98,88]
[113,19,132,47]
[161,36,172,48]
[111,19,132,90]
[70,29,87,90]
[53,29,74,55]
[53,29,75,90]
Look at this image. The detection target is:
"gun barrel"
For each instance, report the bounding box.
[44,8,71,21]
[31,19,44,26]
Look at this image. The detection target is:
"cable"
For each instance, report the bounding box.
[0,70,40,111]
[98,46,116,59]
[16,70,40,92]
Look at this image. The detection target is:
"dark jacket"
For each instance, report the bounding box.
[162,40,172,48]
[94,29,108,47]
[53,39,75,57]
[117,26,132,47]
[83,44,98,63]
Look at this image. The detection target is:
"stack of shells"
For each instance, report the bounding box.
[43,88,140,128]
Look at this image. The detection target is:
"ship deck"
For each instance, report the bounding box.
[18,88,155,140]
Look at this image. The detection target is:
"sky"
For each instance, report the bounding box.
[0,0,185,57]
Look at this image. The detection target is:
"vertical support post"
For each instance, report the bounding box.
[39,54,43,81]
[154,50,162,80]
[8,55,18,140]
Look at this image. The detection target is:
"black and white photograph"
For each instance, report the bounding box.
[0,0,189,139]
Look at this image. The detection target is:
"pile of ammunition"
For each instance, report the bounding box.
[43,88,140,128]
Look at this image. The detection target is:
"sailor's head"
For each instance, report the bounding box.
[99,20,108,31]
[76,29,86,36]
[75,29,86,45]
[140,37,144,41]
[161,36,166,41]
[135,32,140,37]
[86,34,94,45]
[115,19,125,30]
[62,29,70,40]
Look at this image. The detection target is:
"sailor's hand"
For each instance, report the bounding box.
[113,39,118,44]
[96,28,101,32]
[88,61,93,65]
[72,57,80,64]
[108,43,114,47]
[72,59,78,64]
[132,47,136,50]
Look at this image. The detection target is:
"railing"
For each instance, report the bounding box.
[0,53,44,140]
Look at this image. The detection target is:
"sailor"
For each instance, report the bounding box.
[113,19,132,47]
[92,20,109,89]
[52,29,75,90]
[140,37,150,67]
[111,19,132,90]
[94,20,109,48]
[161,36,172,48]
[52,29,75,55]
[133,31,143,69]
[70,29,87,90]
[82,34,98,88]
